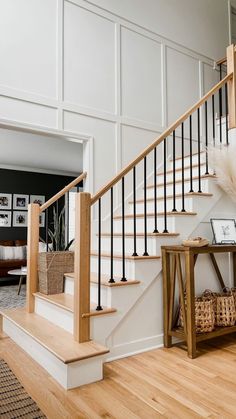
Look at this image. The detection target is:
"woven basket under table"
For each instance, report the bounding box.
[38,251,74,295]
[202,289,236,327]
[179,297,215,334]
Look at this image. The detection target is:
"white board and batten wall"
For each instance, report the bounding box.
[0,0,232,200]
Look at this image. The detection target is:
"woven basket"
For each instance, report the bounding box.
[215,290,236,327]
[202,288,236,327]
[38,251,74,295]
[179,296,215,334]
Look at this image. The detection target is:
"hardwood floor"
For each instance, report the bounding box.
[1,335,236,418]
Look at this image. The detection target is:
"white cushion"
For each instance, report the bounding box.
[0,245,26,260]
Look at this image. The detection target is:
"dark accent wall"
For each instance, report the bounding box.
[0,168,81,241]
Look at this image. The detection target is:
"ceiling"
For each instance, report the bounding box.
[0,128,83,176]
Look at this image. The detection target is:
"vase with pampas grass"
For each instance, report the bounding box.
[208,144,236,203]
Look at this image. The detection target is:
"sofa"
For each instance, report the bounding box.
[0,240,27,277]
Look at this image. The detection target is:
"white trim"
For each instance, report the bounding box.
[0,118,94,193]
[106,334,164,362]
[0,163,79,177]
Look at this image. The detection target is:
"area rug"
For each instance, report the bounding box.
[0,285,26,310]
[0,359,46,418]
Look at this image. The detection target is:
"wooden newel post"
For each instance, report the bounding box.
[227,44,236,129]
[26,203,40,313]
[74,192,91,343]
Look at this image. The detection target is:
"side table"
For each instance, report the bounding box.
[161,244,236,358]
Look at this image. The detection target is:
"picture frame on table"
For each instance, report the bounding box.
[210,218,236,244]
[13,194,29,210]
[30,195,45,206]
[0,211,12,227]
[13,211,28,227]
[0,193,12,210]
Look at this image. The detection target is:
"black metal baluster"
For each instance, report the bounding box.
[96,198,103,310]
[181,123,185,212]
[172,130,177,211]
[219,86,222,144]
[143,156,149,256]
[132,167,138,256]
[153,147,159,232]
[212,95,215,148]
[225,83,229,145]
[121,177,127,281]
[212,95,216,175]
[46,209,49,252]
[109,188,115,283]
[163,138,168,233]
[189,115,193,192]
[205,101,209,175]
[197,108,202,193]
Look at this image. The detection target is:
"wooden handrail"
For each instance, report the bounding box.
[40,172,87,212]
[91,73,232,205]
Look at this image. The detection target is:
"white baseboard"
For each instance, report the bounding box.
[106,333,164,362]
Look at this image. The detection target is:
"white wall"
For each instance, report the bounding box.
[88,0,229,59]
[0,0,230,200]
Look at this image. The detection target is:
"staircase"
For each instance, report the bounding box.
[1,45,235,389]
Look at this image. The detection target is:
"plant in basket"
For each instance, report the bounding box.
[38,206,74,295]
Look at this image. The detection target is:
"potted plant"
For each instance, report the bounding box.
[38,206,74,295]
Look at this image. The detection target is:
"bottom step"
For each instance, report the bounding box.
[1,308,109,389]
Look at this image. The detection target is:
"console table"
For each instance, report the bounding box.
[161,244,236,359]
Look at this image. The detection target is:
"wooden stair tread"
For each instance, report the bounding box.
[65,272,141,287]
[98,232,179,237]
[157,162,205,176]
[114,211,197,220]
[91,252,160,260]
[0,308,109,364]
[82,304,117,318]
[129,192,213,204]
[34,292,117,316]
[147,174,216,189]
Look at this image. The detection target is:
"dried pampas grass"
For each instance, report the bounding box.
[208,144,236,203]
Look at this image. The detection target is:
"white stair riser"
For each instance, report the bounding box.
[91,254,162,279]
[94,235,179,256]
[35,298,73,333]
[170,153,206,170]
[64,277,142,309]
[157,165,207,183]
[114,215,182,233]
[129,197,195,214]
[146,178,211,198]
[64,277,108,305]
[3,318,104,389]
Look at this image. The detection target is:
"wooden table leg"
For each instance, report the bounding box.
[18,275,24,295]
[185,251,197,359]
[162,249,172,348]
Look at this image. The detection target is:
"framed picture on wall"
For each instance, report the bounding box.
[30,195,45,206]
[39,213,45,227]
[0,211,12,227]
[13,211,28,227]
[13,194,29,210]
[0,193,12,210]
[211,218,236,244]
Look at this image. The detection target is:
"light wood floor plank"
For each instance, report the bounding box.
[2,336,236,417]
